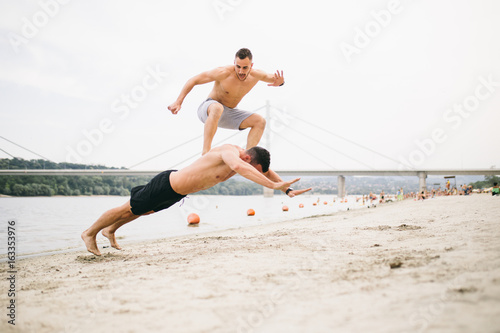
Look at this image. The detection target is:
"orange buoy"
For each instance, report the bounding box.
[313,202,317,206]
[247,208,255,216]
[299,203,304,208]
[282,205,289,211]
[323,201,328,205]
[187,213,200,224]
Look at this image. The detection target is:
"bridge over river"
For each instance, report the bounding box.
[1,169,498,197]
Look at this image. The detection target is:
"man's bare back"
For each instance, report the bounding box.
[170,145,239,194]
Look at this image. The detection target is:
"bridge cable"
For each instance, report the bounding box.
[0,136,54,162]
[0,147,16,159]
[128,105,267,169]
[272,130,338,170]
[283,124,375,170]
[270,106,415,170]
[128,134,204,169]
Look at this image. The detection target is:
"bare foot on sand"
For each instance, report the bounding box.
[81,230,101,256]
[102,228,122,250]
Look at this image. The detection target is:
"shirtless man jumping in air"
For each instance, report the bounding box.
[168,48,284,155]
[81,144,310,256]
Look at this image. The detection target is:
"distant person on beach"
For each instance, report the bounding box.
[81,144,311,256]
[493,183,500,196]
[397,188,404,201]
[168,48,284,155]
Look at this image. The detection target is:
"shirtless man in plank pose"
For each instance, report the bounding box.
[168,48,284,155]
[81,144,310,256]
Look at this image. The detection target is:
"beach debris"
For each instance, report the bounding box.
[282,205,289,212]
[453,287,478,294]
[247,208,255,216]
[187,213,200,224]
[389,259,403,269]
[299,203,304,208]
[396,224,422,231]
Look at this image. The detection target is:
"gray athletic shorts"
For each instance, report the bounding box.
[197,98,253,130]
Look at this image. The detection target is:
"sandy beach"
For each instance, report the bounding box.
[1,194,499,333]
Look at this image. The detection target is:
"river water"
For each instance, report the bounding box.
[0,194,365,259]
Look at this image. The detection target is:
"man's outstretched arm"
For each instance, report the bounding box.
[264,169,312,197]
[220,146,299,191]
[168,67,229,114]
[253,69,285,87]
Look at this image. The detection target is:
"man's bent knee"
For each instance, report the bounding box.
[207,103,223,118]
[255,115,266,129]
[240,114,266,130]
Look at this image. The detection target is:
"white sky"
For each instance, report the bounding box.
[0,0,499,171]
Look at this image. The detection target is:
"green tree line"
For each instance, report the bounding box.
[469,175,500,189]
[0,158,264,197]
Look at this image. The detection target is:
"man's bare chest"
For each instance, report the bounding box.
[218,76,258,97]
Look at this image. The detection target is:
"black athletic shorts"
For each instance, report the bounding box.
[130,170,186,215]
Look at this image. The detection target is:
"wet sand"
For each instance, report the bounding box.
[1,194,499,332]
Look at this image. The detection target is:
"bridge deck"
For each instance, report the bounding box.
[0,169,498,176]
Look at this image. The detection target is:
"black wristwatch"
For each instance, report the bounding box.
[286,187,293,195]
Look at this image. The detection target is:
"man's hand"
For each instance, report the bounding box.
[267,70,284,87]
[168,101,182,114]
[273,177,300,191]
[287,187,312,198]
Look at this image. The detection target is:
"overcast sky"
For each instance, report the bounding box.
[1,0,499,172]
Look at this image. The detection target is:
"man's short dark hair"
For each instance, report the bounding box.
[247,146,270,172]
[235,48,252,61]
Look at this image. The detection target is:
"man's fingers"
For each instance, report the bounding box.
[288,187,312,197]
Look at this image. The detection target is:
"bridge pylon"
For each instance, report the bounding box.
[418,171,427,193]
[338,175,346,198]
[263,100,274,198]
